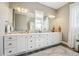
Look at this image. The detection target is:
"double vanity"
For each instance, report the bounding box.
[0,32,62,56]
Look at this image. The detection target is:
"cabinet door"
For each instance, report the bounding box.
[4,48,16,56]
[52,33,62,44]
[27,44,35,51]
[17,35,26,53]
[36,42,43,49]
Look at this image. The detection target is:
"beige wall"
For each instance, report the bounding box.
[0,2,9,19]
[53,4,70,42]
[9,2,56,31]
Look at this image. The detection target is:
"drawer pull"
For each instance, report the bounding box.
[39,45,41,46]
[76,40,79,42]
[9,37,12,39]
[8,51,12,53]
[30,40,32,42]
[8,43,12,45]
[47,43,48,45]
[30,46,32,48]
[39,39,40,41]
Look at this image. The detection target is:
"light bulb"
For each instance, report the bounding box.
[48,15,55,19]
[16,7,21,12]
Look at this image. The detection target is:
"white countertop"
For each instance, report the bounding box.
[4,32,62,36]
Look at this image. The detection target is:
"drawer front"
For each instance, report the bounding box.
[36,43,43,49]
[28,39,35,44]
[4,36,16,41]
[44,42,51,46]
[27,35,35,39]
[4,40,17,48]
[27,44,35,51]
[4,48,16,56]
[36,38,43,42]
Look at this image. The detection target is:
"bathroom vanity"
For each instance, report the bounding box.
[0,5,62,56]
[0,32,62,56]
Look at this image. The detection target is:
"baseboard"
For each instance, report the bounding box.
[61,41,69,47]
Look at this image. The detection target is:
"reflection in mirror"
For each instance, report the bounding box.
[14,9,28,33]
[13,9,55,33]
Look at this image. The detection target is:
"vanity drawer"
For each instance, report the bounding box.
[36,43,43,49]
[4,36,16,41]
[27,44,35,51]
[36,38,43,42]
[4,48,16,56]
[27,35,36,38]
[28,39,35,44]
[4,40,17,48]
[44,42,51,46]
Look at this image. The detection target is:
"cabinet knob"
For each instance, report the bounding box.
[30,46,32,48]
[8,51,12,53]
[39,39,40,41]
[9,37,12,39]
[8,43,12,45]
[39,45,41,46]
[30,40,32,42]
[76,40,79,42]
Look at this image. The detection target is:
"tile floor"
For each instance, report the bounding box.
[27,45,79,56]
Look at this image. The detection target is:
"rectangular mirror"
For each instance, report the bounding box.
[12,9,50,33]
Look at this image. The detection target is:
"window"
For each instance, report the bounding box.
[35,10,49,32]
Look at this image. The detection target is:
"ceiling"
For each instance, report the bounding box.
[39,2,69,9]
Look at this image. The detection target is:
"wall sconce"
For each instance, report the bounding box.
[48,15,55,19]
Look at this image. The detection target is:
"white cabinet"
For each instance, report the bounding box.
[36,42,44,49]
[52,32,62,45]
[4,35,26,55]
[3,32,62,56]
[4,35,17,56]
[27,34,36,51]
[4,40,17,49]
[17,35,26,53]
[28,44,35,51]
[4,48,17,56]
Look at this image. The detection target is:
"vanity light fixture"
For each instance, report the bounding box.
[16,7,28,13]
[16,7,21,12]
